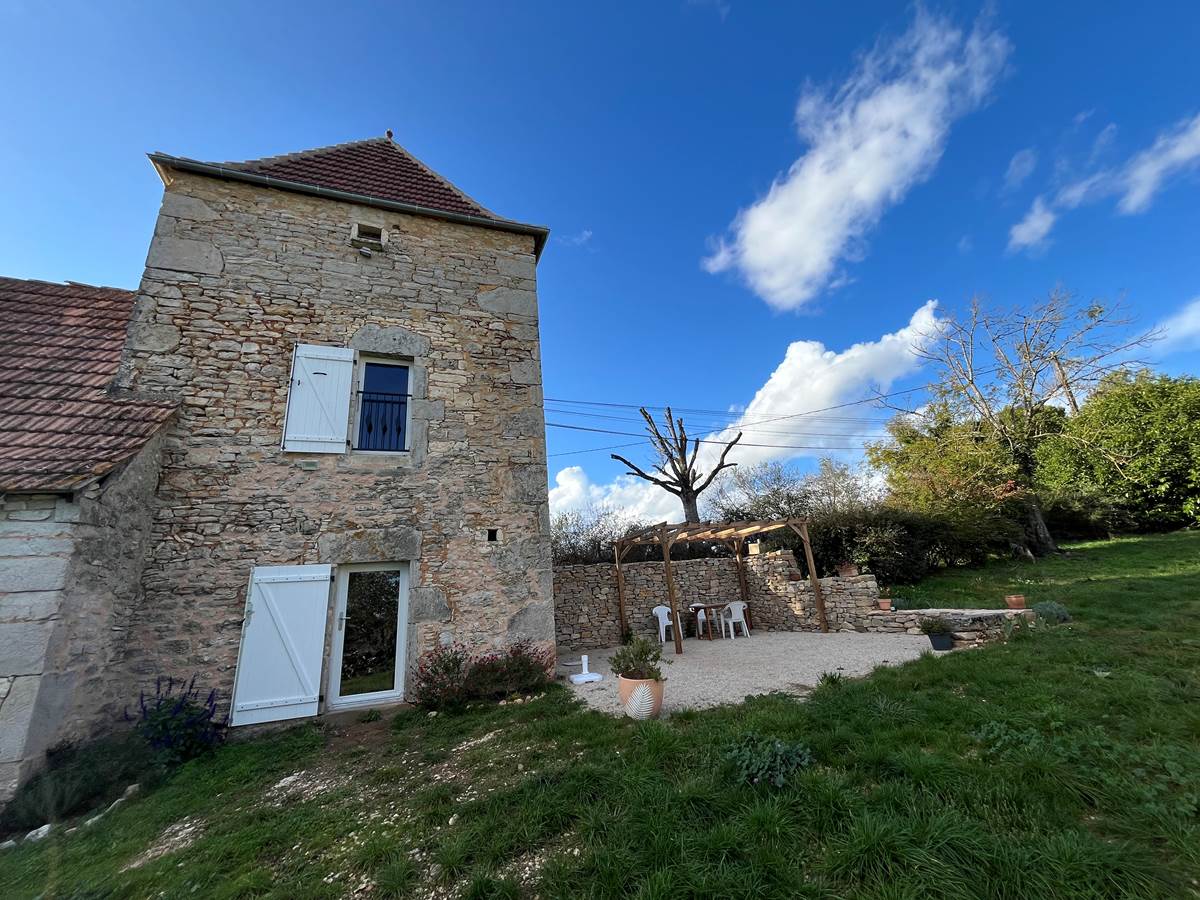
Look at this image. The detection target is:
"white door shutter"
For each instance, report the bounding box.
[230,564,332,726]
[281,344,354,453]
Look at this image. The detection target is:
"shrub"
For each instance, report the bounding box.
[129,675,226,766]
[0,734,164,834]
[412,643,473,710]
[609,636,664,681]
[817,671,845,688]
[469,640,554,700]
[764,505,1022,586]
[919,616,952,635]
[1033,600,1071,624]
[724,733,813,788]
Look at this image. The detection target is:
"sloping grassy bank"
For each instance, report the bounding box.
[5,533,1199,898]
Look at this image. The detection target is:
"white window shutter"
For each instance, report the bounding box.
[281,344,355,453]
[230,564,332,726]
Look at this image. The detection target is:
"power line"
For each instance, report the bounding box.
[548,440,644,458]
[543,405,890,436]
[546,421,872,451]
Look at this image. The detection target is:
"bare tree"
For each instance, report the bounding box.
[611,407,742,523]
[913,289,1157,554]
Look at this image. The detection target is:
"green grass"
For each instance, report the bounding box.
[4,532,1199,898]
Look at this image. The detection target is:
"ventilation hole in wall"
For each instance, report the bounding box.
[356,224,383,243]
[487,528,499,543]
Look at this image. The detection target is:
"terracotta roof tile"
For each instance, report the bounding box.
[0,277,176,492]
[223,137,493,218]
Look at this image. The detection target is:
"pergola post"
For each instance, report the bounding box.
[660,524,685,655]
[613,542,629,640]
[791,521,829,633]
[732,537,750,603]
[732,536,752,631]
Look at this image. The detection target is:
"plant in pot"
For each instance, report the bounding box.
[835,560,860,578]
[920,616,955,651]
[610,636,667,720]
[877,593,893,612]
[1004,594,1026,610]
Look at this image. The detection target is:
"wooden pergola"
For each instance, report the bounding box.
[612,518,828,655]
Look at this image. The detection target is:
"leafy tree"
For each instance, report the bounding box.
[707,458,879,521]
[551,504,650,565]
[899,290,1155,554]
[1037,372,1200,530]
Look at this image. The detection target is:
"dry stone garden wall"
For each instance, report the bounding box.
[554,550,881,650]
[554,549,1034,652]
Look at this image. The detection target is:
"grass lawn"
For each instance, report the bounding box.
[4,532,1199,898]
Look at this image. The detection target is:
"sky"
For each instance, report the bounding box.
[3,2,1200,522]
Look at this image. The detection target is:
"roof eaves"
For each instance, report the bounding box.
[149,152,550,259]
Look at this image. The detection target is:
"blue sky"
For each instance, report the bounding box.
[3,2,1199,520]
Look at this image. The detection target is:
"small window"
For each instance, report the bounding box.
[351,223,386,249]
[354,359,410,452]
[487,528,499,543]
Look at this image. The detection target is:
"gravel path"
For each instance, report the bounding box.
[562,631,934,716]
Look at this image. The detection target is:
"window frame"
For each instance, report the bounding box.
[351,355,413,454]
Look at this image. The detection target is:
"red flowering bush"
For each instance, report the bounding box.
[468,640,554,700]
[411,643,472,710]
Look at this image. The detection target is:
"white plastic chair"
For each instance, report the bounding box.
[651,605,674,643]
[689,603,708,638]
[721,601,751,639]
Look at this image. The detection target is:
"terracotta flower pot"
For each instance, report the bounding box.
[877,599,892,611]
[1005,594,1026,610]
[617,676,664,720]
[836,562,860,577]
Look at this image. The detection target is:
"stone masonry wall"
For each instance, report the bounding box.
[554,550,882,651]
[115,171,553,712]
[553,549,1034,654]
[0,435,164,802]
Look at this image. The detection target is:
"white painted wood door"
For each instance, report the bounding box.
[327,563,410,709]
[230,564,332,726]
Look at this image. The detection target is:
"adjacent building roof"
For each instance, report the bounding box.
[149,135,550,256]
[0,277,176,492]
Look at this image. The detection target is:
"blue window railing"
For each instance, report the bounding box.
[356,391,409,451]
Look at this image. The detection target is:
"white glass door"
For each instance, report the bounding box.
[328,563,409,708]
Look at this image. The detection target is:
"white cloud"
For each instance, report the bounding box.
[1007,195,1056,251]
[557,228,593,247]
[1008,112,1200,250]
[703,12,1009,310]
[1004,147,1037,191]
[1119,113,1200,213]
[1154,296,1200,354]
[549,301,941,518]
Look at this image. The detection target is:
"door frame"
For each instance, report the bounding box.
[326,561,410,710]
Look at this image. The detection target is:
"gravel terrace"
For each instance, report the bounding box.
[562,631,935,716]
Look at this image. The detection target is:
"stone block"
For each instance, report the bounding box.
[477,287,537,319]
[146,236,224,275]
[0,556,69,593]
[0,622,54,675]
[0,675,39,761]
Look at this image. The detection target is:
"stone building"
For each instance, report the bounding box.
[0,135,554,800]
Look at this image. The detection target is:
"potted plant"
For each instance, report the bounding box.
[836,560,859,578]
[1004,594,1026,610]
[877,595,893,612]
[610,636,666,720]
[920,616,955,651]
